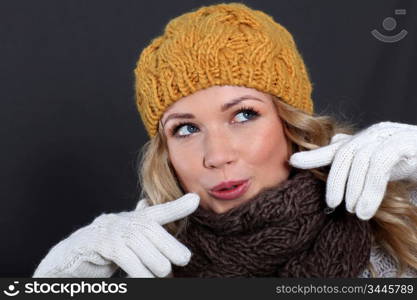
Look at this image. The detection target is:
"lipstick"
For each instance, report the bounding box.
[208,179,250,200]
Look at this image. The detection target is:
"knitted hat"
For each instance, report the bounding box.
[134,2,314,137]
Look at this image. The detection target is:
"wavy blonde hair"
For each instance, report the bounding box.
[136,94,417,277]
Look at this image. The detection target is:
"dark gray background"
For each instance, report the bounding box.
[1,0,416,276]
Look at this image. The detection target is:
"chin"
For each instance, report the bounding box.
[211,205,231,214]
[209,198,250,214]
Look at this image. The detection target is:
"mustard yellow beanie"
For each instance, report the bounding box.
[134,2,314,137]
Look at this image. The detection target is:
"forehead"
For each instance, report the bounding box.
[163,85,271,115]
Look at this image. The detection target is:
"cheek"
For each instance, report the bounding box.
[244,121,289,166]
[167,143,201,192]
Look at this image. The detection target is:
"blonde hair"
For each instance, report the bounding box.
[136,95,417,277]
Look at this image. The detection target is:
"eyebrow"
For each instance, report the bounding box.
[162,95,264,128]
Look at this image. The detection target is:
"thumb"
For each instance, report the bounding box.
[289,141,343,169]
[330,133,352,144]
[135,198,150,211]
[142,193,200,225]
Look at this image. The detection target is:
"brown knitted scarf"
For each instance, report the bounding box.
[172,169,372,277]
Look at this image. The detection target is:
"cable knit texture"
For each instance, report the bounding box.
[134,2,313,137]
[172,169,372,277]
[359,188,417,278]
[359,245,417,278]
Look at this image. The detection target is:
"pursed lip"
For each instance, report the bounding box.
[208,179,251,200]
[210,179,249,192]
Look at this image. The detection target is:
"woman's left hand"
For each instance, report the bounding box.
[289,121,417,220]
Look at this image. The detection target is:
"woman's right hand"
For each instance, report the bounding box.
[33,193,200,278]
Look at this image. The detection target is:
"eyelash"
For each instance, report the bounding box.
[169,106,260,138]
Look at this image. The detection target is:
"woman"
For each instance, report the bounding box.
[33,3,417,278]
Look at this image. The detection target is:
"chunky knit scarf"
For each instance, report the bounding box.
[172,169,372,277]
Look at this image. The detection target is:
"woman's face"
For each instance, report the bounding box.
[161,85,291,214]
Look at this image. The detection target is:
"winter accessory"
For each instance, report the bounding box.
[134,2,313,137]
[172,169,371,277]
[33,194,200,278]
[360,244,417,278]
[290,121,417,220]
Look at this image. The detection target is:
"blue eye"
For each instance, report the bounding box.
[172,123,199,138]
[234,108,259,123]
[170,106,260,139]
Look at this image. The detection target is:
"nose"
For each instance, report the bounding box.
[203,130,237,169]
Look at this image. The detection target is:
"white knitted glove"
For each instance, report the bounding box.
[289,121,417,220]
[33,193,200,278]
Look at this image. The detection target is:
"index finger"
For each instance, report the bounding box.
[289,139,345,169]
[142,193,200,225]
